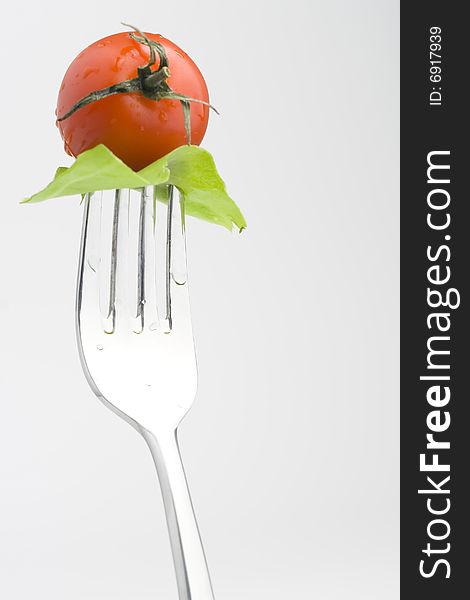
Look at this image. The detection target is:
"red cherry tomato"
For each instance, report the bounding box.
[56,32,210,170]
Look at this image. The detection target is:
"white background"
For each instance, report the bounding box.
[0,1,399,598]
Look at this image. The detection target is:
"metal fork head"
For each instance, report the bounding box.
[76,186,197,434]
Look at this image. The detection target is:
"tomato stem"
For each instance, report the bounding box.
[142,66,170,90]
[57,23,217,145]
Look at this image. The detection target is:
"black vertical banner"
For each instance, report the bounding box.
[401,3,469,598]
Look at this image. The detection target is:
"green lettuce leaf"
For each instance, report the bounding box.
[23,144,246,232]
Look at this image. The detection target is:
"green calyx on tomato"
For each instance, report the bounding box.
[22,144,247,232]
[57,24,218,149]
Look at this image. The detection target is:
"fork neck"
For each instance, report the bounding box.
[141,427,215,600]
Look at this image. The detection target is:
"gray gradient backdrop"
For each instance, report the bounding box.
[0,1,399,598]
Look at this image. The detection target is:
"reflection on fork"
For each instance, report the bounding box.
[76,185,215,600]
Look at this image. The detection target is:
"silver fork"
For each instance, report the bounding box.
[76,185,215,600]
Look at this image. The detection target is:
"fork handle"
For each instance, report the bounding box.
[141,428,215,600]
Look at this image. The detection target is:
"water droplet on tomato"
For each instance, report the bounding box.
[120,45,138,58]
[139,125,145,132]
[112,57,124,72]
[82,66,99,79]
[159,111,168,123]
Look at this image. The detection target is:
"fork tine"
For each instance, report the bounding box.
[77,192,102,321]
[105,189,120,333]
[97,190,120,334]
[126,188,149,334]
[165,185,174,330]
[166,187,191,332]
[135,189,146,333]
[170,188,188,286]
[142,187,160,331]
[76,192,92,314]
